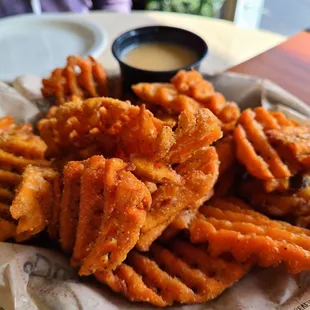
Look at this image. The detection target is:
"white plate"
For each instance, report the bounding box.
[0,14,107,81]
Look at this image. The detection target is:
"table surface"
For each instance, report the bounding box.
[229,31,310,106]
[83,11,285,75]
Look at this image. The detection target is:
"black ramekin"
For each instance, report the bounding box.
[112,26,208,90]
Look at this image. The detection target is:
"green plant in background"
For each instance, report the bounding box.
[146,0,225,17]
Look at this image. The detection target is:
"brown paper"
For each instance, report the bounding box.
[1,72,310,310]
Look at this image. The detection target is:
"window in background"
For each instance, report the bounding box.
[142,0,226,17]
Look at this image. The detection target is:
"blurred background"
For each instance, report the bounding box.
[133,0,310,36]
[1,0,310,36]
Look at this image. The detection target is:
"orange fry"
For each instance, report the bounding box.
[80,158,151,275]
[38,97,140,158]
[171,70,240,132]
[59,161,86,253]
[190,198,310,274]
[0,127,46,159]
[132,83,201,114]
[71,156,107,267]
[171,69,214,98]
[42,55,108,105]
[167,108,222,164]
[234,108,291,191]
[215,135,236,175]
[96,240,250,307]
[137,147,219,251]
[130,154,181,184]
[10,165,60,242]
[267,126,310,168]
[160,189,214,242]
[119,104,164,157]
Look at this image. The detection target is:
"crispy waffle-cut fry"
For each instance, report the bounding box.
[270,111,298,127]
[171,69,214,98]
[59,160,86,253]
[160,189,214,242]
[215,135,236,175]
[240,176,310,218]
[130,154,181,184]
[167,108,222,164]
[42,55,108,105]
[234,108,291,192]
[171,70,240,132]
[47,171,62,241]
[71,156,106,267]
[0,149,49,173]
[79,158,152,275]
[38,97,140,158]
[267,126,310,168]
[132,83,201,114]
[119,104,164,157]
[137,147,219,251]
[96,239,250,307]
[0,127,47,159]
[10,165,60,242]
[189,198,310,273]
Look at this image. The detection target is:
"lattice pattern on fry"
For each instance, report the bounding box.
[215,135,236,175]
[10,165,60,242]
[234,108,292,192]
[239,174,310,218]
[95,239,251,307]
[38,97,141,158]
[166,108,222,164]
[160,189,214,242]
[42,55,108,105]
[137,147,219,251]
[132,83,201,114]
[267,125,310,168]
[0,119,49,206]
[171,70,240,133]
[58,156,151,274]
[189,197,310,274]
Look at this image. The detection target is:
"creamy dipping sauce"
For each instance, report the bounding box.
[122,42,199,71]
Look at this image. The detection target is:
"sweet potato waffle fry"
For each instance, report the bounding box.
[59,160,86,253]
[119,104,166,158]
[95,239,251,307]
[132,83,201,114]
[240,174,310,219]
[0,119,49,208]
[10,165,60,242]
[79,158,151,275]
[160,189,214,242]
[42,55,108,105]
[59,156,151,274]
[234,108,292,192]
[166,108,222,164]
[171,70,240,133]
[267,125,310,168]
[190,197,310,273]
[137,147,219,251]
[38,97,141,158]
[4,63,310,308]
